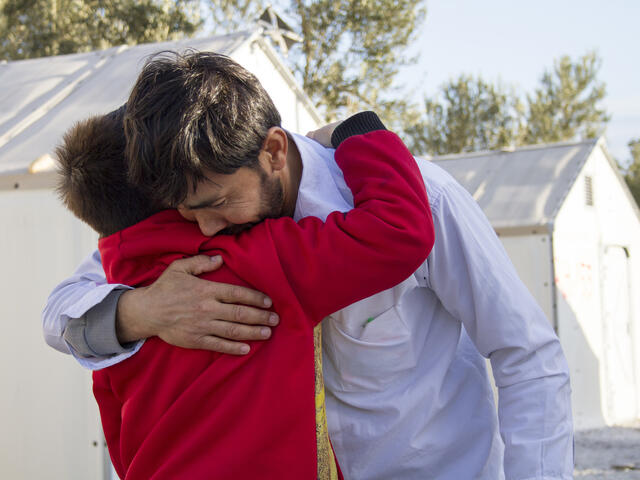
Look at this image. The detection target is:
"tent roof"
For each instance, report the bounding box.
[431,139,600,233]
[0,31,257,176]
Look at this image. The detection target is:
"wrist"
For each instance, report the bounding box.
[115,288,154,343]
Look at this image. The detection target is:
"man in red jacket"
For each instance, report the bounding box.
[56,105,433,479]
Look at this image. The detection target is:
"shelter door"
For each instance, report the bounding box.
[601,245,637,423]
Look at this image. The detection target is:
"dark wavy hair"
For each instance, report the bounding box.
[124,50,282,207]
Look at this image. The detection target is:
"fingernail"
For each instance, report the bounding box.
[263,297,272,307]
[261,327,271,338]
[240,345,250,354]
[211,255,222,263]
[268,314,279,325]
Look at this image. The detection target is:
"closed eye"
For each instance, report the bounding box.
[188,198,227,210]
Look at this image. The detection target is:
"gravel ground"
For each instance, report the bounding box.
[574,423,640,479]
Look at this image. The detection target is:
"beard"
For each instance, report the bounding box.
[257,168,286,220]
[219,168,285,236]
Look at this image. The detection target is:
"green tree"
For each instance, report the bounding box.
[206,1,426,125]
[409,52,610,156]
[405,75,523,155]
[0,0,201,61]
[523,51,609,144]
[624,138,640,207]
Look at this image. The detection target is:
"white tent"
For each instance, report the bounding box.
[433,139,640,430]
[0,31,320,479]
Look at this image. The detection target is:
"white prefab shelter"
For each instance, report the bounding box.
[433,139,640,430]
[0,31,320,480]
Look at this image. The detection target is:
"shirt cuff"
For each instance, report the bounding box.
[63,288,137,357]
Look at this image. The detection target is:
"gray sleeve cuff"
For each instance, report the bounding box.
[63,288,136,357]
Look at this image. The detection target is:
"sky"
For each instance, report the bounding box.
[401,0,639,162]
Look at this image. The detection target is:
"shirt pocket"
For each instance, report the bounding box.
[324,303,418,393]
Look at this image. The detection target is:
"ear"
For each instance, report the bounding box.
[259,127,288,173]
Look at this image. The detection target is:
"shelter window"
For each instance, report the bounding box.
[585,176,594,206]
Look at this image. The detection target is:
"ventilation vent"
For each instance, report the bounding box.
[585,176,594,206]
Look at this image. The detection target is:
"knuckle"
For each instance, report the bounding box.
[193,301,208,316]
[200,337,219,350]
[228,285,244,300]
[193,318,210,333]
[232,304,244,322]
[225,323,242,339]
[167,257,185,269]
[195,283,211,297]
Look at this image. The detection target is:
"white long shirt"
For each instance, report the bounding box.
[42,133,574,479]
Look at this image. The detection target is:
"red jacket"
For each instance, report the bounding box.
[93,131,434,479]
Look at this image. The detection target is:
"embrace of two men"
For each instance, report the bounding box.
[44,51,574,479]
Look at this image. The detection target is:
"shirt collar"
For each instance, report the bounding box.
[289,131,354,222]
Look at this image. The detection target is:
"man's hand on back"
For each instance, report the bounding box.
[115,255,278,355]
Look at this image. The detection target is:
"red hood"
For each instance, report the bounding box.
[98,210,212,287]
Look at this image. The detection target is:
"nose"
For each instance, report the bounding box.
[195,212,229,237]
[177,207,229,237]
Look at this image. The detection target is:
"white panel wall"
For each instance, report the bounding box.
[554,146,640,429]
[231,41,320,135]
[498,233,554,324]
[0,187,107,479]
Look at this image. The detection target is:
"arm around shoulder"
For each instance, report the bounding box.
[252,129,435,322]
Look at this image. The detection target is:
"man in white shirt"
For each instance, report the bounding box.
[43,53,573,479]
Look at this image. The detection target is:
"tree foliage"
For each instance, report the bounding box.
[523,51,610,144]
[405,75,523,156]
[207,0,262,31]
[410,52,610,156]
[206,0,426,125]
[0,0,201,61]
[624,138,640,207]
